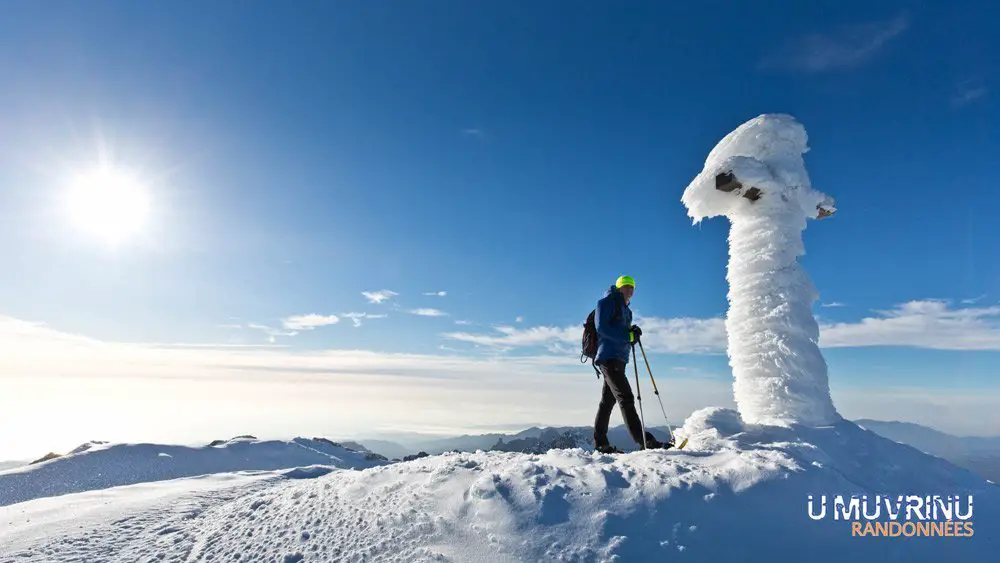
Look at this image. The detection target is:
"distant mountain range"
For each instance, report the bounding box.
[350,424,680,458]
[853,419,1000,482]
[490,427,594,453]
[348,420,1000,482]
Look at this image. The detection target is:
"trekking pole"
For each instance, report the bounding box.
[638,339,677,444]
[632,343,648,450]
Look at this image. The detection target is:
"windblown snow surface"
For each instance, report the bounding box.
[2,409,996,562]
[0,436,387,507]
[682,113,840,426]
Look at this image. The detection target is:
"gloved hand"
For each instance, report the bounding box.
[629,324,642,343]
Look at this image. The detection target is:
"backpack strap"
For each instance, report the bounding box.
[610,286,625,326]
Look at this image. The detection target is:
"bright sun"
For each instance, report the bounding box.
[64,165,151,245]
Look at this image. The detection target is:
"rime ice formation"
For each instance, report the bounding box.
[682,114,840,426]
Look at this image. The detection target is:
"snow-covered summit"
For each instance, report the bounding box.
[2,411,995,561]
[0,435,388,507]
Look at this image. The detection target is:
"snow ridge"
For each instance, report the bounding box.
[3,411,996,562]
[0,436,388,507]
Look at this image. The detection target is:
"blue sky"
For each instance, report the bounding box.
[1,1,998,454]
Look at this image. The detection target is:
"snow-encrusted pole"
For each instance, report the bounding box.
[681,114,841,426]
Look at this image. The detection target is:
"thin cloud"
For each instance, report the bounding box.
[342,313,366,328]
[442,299,1000,354]
[821,302,847,308]
[819,300,1000,350]
[961,294,987,305]
[342,312,388,328]
[952,85,989,108]
[422,291,448,297]
[462,128,486,140]
[760,13,909,73]
[443,325,579,349]
[444,318,726,355]
[409,308,448,317]
[282,314,339,330]
[147,343,288,350]
[454,320,473,326]
[362,290,398,304]
[635,316,728,354]
[545,342,575,355]
[515,316,524,323]
[669,366,718,379]
[246,323,298,339]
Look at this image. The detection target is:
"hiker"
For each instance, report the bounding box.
[592,275,672,453]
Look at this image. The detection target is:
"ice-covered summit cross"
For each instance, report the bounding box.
[682,113,840,426]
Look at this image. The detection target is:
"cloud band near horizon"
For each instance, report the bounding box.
[2,312,999,462]
[442,300,1000,353]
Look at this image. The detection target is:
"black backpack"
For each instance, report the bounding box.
[581,310,600,363]
[580,290,623,377]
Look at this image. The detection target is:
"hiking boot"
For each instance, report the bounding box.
[595,444,624,454]
[642,437,674,450]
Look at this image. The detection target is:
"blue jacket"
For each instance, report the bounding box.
[595,286,633,365]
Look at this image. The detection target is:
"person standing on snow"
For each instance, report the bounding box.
[593,275,673,453]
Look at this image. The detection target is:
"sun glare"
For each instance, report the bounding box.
[64,165,151,245]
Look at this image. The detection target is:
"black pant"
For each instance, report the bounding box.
[594,359,656,447]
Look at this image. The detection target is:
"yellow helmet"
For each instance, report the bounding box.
[615,275,635,289]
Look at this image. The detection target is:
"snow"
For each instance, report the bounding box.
[682,113,840,426]
[0,471,275,559]
[2,412,996,561]
[2,112,995,561]
[0,461,26,472]
[0,436,388,507]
